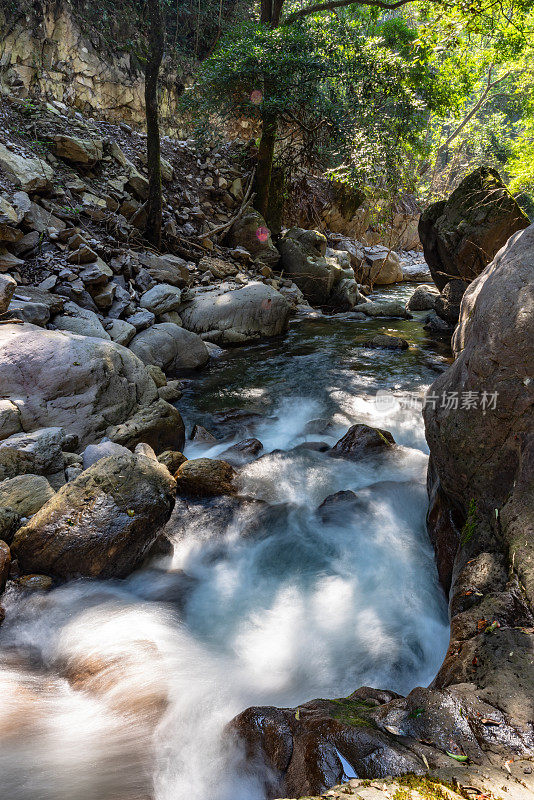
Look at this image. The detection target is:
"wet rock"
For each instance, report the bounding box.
[179,282,290,345]
[106,398,185,454]
[190,424,217,444]
[220,437,263,465]
[406,284,438,311]
[15,574,53,591]
[11,453,176,580]
[352,300,411,319]
[434,279,468,326]
[317,490,366,523]
[175,458,236,497]
[419,167,529,291]
[229,209,280,267]
[0,474,55,520]
[330,424,395,460]
[0,540,10,592]
[0,323,158,448]
[0,507,19,544]
[157,450,187,473]
[158,381,183,402]
[292,441,330,453]
[129,323,209,375]
[361,334,409,350]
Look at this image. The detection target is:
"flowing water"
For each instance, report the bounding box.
[0,284,451,800]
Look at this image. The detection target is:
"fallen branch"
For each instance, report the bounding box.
[192,168,256,243]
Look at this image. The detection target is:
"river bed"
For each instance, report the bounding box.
[0,284,451,800]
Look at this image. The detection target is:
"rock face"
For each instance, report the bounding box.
[11,453,176,580]
[0,323,158,448]
[277,228,333,305]
[419,167,529,291]
[179,283,290,344]
[129,323,209,374]
[433,279,468,326]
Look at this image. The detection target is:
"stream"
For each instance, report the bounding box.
[0,284,451,800]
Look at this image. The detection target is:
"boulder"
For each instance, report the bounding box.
[352,300,411,319]
[126,309,155,331]
[0,540,10,593]
[20,201,66,233]
[6,298,50,327]
[139,252,192,287]
[11,453,176,580]
[0,323,158,448]
[0,427,66,481]
[105,398,185,453]
[406,285,438,312]
[82,440,131,469]
[424,223,534,513]
[0,474,55,519]
[0,143,54,192]
[103,318,136,346]
[52,135,103,166]
[277,227,334,305]
[361,246,403,285]
[139,284,182,316]
[220,438,263,466]
[53,301,111,339]
[434,279,468,326]
[174,458,236,497]
[229,209,280,267]
[361,334,409,350]
[0,274,16,314]
[419,167,529,291]
[423,310,454,336]
[0,507,19,544]
[8,286,64,314]
[129,323,209,375]
[199,256,238,279]
[330,424,395,460]
[179,283,290,344]
[158,450,187,473]
[0,400,21,440]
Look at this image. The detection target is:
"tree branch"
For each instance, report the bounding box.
[285,0,413,23]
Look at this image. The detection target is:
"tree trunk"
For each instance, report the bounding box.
[145,0,165,249]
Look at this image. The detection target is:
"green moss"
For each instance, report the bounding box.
[460,498,478,547]
[393,774,467,800]
[329,697,377,728]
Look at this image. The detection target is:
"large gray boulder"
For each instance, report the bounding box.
[0,474,55,519]
[53,301,111,339]
[129,323,209,374]
[0,427,66,481]
[419,167,529,291]
[179,283,290,344]
[139,284,182,316]
[0,323,158,449]
[0,143,54,192]
[277,227,334,305]
[11,453,176,580]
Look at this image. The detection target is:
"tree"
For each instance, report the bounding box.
[145,0,165,248]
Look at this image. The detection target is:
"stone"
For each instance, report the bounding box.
[277,227,334,305]
[158,450,187,473]
[220,438,263,466]
[158,381,183,402]
[134,442,158,461]
[190,424,217,444]
[9,287,64,314]
[419,167,529,291]
[82,440,131,469]
[0,507,20,546]
[0,323,158,448]
[67,245,98,264]
[104,318,136,346]
[352,300,411,318]
[0,427,66,481]
[138,151,173,181]
[361,334,409,350]
[229,210,280,267]
[16,574,53,592]
[145,364,167,388]
[158,311,182,326]
[0,143,54,192]
[0,474,55,519]
[0,540,10,593]
[11,453,176,580]
[78,258,113,285]
[179,282,290,345]
[361,246,403,285]
[106,398,185,454]
[139,252,192,287]
[0,400,21,441]
[6,299,50,326]
[139,284,182,316]
[52,135,103,166]
[0,247,23,271]
[53,301,110,339]
[0,274,16,314]
[174,458,236,497]
[20,201,66,233]
[423,310,454,335]
[129,323,209,375]
[406,284,438,311]
[126,309,156,331]
[434,279,468,326]
[330,424,395,460]
[92,283,116,310]
[198,256,238,279]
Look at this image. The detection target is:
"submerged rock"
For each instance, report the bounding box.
[11,453,176,580]
[361,334,409,350]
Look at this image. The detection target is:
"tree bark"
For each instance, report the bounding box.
[145,0,165,249]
